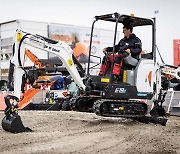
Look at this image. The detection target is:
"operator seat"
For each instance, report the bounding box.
[123,54,138,67]
[123,51,153,68]
[121,51,153,86]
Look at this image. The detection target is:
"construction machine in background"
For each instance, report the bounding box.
[1,13,180,133]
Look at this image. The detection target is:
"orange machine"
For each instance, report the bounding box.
[25,49,44,68]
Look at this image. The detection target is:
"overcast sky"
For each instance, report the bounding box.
[0,0,180,65]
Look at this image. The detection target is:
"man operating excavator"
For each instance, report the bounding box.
[99,25,142,80]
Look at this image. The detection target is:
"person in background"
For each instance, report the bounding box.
[99,25,142,80]
[52,77,65,90]
[24,78,32,91]
[1,81,8,91]
[62,76,79,111]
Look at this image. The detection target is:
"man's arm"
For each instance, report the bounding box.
[103,43,121,53]
[130,38,142,56]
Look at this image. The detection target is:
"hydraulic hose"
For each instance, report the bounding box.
[18,33,31,67]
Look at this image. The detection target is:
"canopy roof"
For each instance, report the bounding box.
[95,12,153,27]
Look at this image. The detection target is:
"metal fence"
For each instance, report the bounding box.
[163,90,180,116]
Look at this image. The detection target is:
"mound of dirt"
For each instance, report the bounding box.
[0,111,180,154]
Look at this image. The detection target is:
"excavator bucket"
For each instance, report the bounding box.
[2,114,30,133]
[1,95,32,133]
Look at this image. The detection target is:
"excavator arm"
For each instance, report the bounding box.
[2,29,86,133]
[11,29,85,100]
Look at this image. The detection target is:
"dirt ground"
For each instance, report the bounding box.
[0,110,180,154]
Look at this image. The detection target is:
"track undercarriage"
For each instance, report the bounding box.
[72,91,167,126]
[93,99,148,117]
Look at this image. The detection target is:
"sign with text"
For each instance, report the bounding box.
[48,24,100,63]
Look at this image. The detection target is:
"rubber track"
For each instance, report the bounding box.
[93,99,148,118]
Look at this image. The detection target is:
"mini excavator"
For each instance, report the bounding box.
[2,13,180,133]
[71,13,180,125]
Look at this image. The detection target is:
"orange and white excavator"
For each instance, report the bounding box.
[25,49,44,68]
[1,48,51,112]
[19,49,43,109]
[0,49,44,111]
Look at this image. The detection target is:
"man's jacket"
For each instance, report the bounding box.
[106,34,142,59]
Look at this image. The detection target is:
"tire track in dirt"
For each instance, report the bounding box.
[0,111,180,154]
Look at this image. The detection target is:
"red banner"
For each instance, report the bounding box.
[173,40,180,66]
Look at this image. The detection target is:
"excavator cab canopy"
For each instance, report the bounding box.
[94,13,154,27]
[87,12,155,76]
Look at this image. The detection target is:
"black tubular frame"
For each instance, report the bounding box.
[83,13,156,79]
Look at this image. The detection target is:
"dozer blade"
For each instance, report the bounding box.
[2,114,32,133]
[132,116,167,126]
[150,105,166,117]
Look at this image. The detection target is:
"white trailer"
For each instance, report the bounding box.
[0,20,48,80]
